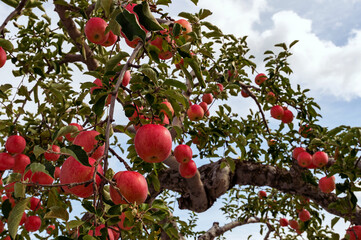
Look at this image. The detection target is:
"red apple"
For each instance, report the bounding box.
[150,35,173,60]
[0,47,6,68]
[289,220,299,230]
[20,212,27,225]
[24,215,42,232]
[281,109,294,124]
[59,156,103,198]
[216,83,224,92]
[65,123,83,142]
[270,105,284,120]
[160,101,174,118]
[122,70,131,87]
[279,218,288,227]
[175,19,192,41]
[73,130,105,160]
[199,102,209,116]
[109,171,148,204]
[241,89,249,98]
[292,147,306,160]
[30,197,41,211]
[312,151,328,168]
[54,167,61,179]
[6,135,26,154]
[47,225,56,234]
[0,221,3,234]
[258,190,267,199]
[44,145,61,161]
[88,224,114,240]
[100,30,117,47]
[255,73,267,85]
[319,175,335,193]
[179,160,197,178]
[134,124,172,163]
[118,212,134,231]
[0,153,15,171]
[187,104,204,121]
[266,92,276,103]
[202,93,213,104]
[297,151,312,168]
[299,209,310,222]
[13,154,30,174]
[123,33,141,48]
[347,225,361,240]
[174,144,193,163]
[23,170,54,185]
[84,17,109,45]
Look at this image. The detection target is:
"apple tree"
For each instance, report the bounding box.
[0,0,360,239]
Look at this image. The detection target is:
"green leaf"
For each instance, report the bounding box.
[163,79,187,91]
[92,94,107,117]
[133,2,163,31]
[289,40,299,48]
[331,217,340,229]
[140,67,158,83]
[82,200,96,214]
[116,8,146,42]
[100,0,112,17]
[105,51,129,72]
[198,9,212,20]
[14,182,25,198]
[66,220,84,231]
[190,0,198,5]
[8,198,31,239]
[54,125,80,141]
[2,199,12,219]
[156,0,171,5]
[185,58,205,88]
[33,145,46,158]
[0,38,14,51]
[61,145,91,167]
[44,206,69,221]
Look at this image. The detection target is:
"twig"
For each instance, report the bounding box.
[108,147,132,171]
[0,0,29,36]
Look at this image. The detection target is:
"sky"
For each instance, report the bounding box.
[1,0,361,239]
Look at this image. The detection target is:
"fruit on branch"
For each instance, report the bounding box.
[297,151,312,168]
[84,17,110,45]
[346,225,361,240]
[175,19,192,41]
[20,212,27,225]
[202,93,213,104]
[88,224,115,239]
[213,83,224,97]
[279,218,289,227]
[289,220,299,230]
[292,147,306,160]
[24,215,42,232]
[150,34,173,60]
[174,144,193,163]
[228,69,238,78]
[23,170,54,185]
[122,70,131,87]
[44,145,61,161]
[59,156,103,198]
[30,197,41,211]
[0,220,4,233]
[134,124,172,163]
[319,175,335,193]
[299,124,312,138]
[241,89,249,98]
[122,33,141,48]
[281,109,294,124]
[258,190,267,199]
[100,30,117,47]
[299,209,311,222]
[13,154,30,174]
[160,101,174,118]
[6,135,26,154]
[0,153,15,170]
[266,92,276,103]
[46,225,56,234]
[109,171,148,204]
[118,212,134,231]
[73,130,105,160]
[199,102,209,116]
[90,78,116,106]
[179,160,197,178]
[187,104,204,121]
[0,47,6,68]
[312,151,328,167]
[270,105,284,120]
[54,167,61,179]
[65,123,83,142]
[255,73,267,85]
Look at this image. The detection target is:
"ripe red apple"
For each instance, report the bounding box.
[23,170,54,185]
[216,83,224,92]
[44,145,61,161]
[54,167,61,179]
[292,147,306,160]
[299,209,311,222]
[100,30,117,47]
[319,175,335,193]
[150,35,173,60]
[20,212,27,225]
[160,101,174,118]
[258,190,267,199]
[279,218,288,227]
[6,135,26,154]
[0,47,6,68]
[297,151,312,168]
[175,19,192,41]
[134,124,172,163]
[46,225,56,234]
[88,224,114,240]
[109,171,148,204]
[174,144,193,163]
[255,73,267,85]
[202,93,213,104]
[24,215,42,232]
[122,70,131,87]
[13,154,30,174]
[281,109,294,124]
[118,212,134,231]
[65,123,83,142]
[312,151,328,168]
[30,197,41,211]
[73,130,105,160]
[289,220,299,230]
[241,89,249,98]
[187,104,204,121]
[0,153,15,171]
[84,17,109,45]
[266,92,276,103]
[347,225,361,240]
[270,105,284,120]
[0,220,3,234]
[179,160,197,178]
[199,102,209,116]
[59,156,103,198]
[122,32,141,48]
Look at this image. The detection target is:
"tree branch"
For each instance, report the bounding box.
[0,0,29,36]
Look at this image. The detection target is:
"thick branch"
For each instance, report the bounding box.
[0,0,29,35]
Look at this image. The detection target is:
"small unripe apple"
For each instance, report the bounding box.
[0,153,15,171]
[266,92,276,103]
[292,147,306,160]
[279,218,288,227]
[84,17,109,45]
[187,105,204,121]
[174,144,193,163]
[319,175,335,193]
[6,135,26,154]
[30,197,41,211]
[312,151,328,168]
[241,89,249,98]
[281,109,294,124]
[44,145,61,161]
[347,225,361,240]
[258,190,267,199]
[255,73,267,85]
[202,93,213,104]
[270,105,284,120]
[0,47,6,68]
[24,215,42,232]
[65,123,83,142]
[289,220,299,230]
[298,209,311,222]
[46,225,56,234]
[179,160,197,178]
[297,151,312,168]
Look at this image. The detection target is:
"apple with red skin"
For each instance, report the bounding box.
[160,101,174,118]
[44,145,61,161]
[266,92,276,103]
[122,70,131,87]
[119,212,134,231]
[187,104,204,121]
[54,167,61,179]
[30,197,41,211]
[59,156,103,198]
[292,147,306,160]
[109,171,148,204]
[216,83,224,93]
[347,225,361,240]
[23,170,54,185]
[299,209,311,222]
[0,47,6,68]
[88,224,114,240]
[289,220,299,230]
[90,78,116,106]
[0,153,15,171]
[319,175,335,193]
[73,130,105,160]
[122,33,141,48]
[150,36,173,60]
[24,215,42,232]
[134,124,172,163]
[281,109,294,124]
[47,225,56,234]
[270,105,284,120]
[312,151,328,167]
[297,151,312,168]
[241,89,249,98]
[6,135,26,154]
[65,123,83,142]
[279,218,288,227]
[255,73,267,85]
[174,144,193,163]
[100,30,117,47]
[179,160,197,178]
[20,212,27,225]
[0,221,3,234]
[199,102,209,116]
[202,93,213,104]
[85,17,109,45]
[13,154,30,173]
[258,190,267,199]
[4,236,11,240]
[175,19,192,41]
